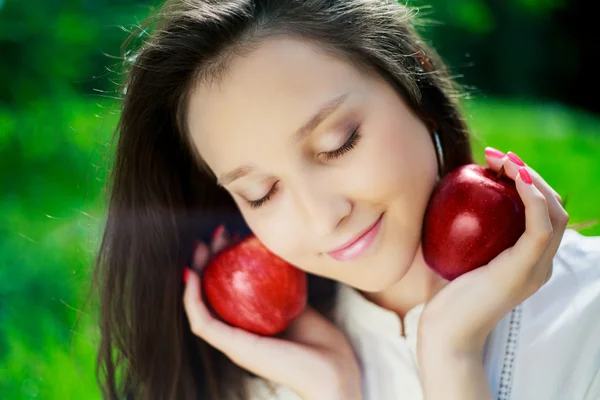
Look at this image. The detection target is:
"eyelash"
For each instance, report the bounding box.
[321,123,361,161]
[247,124,362,209]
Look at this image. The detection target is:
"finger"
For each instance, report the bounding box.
[183,268,262,362]
[501,151,526,181]
[485,149,567,239]
[543,261,554,285]
[484,151,563,288]
[183,268,226,346]
[523,167,569,229]
[483,147,507,172]
[193,241,211,271]
[211,225,230,254]
[521,167,568,284]
[555,192,563,206]
[485,150,528,183]
[484,150,523,185]
[485,147,559,209]
[501,155,568,233]
[489,169,553,278]
[495,151,567,277]
[183,269,318,388]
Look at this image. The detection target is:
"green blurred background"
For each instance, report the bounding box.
[1,0,599,398]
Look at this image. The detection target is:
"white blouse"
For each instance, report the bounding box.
[248,229,600,399]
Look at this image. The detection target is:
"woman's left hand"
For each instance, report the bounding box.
[418,149,569,359]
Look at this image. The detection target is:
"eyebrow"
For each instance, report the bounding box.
[217,93,349,186]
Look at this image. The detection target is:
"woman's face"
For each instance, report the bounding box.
[187,37,438,292]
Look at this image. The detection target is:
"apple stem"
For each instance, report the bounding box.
[494,165,505,181]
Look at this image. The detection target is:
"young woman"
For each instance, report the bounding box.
[93,0,600,399]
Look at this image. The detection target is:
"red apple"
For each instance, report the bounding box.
[202,235,307,335]
[422,164,526,281]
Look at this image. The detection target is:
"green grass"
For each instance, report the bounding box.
[1,97,598,399]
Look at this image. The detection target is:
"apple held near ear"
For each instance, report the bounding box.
[422,163,526,281]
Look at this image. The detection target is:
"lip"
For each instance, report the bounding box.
[327,214,384,261]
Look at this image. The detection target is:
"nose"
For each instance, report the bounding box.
[291,171,352,237]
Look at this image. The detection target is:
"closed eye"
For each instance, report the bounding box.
[247,181,279,209]
[247,122,362,209]
[319,122,361,161]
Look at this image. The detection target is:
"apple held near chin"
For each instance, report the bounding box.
[422,163,526,281]
[203,163,525,334]
[202,235,307,336]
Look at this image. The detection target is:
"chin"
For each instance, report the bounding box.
[360,243,419,292]
[351,262,412,293]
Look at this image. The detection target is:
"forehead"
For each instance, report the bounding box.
[186,37,368,173]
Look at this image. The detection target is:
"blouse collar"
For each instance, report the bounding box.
[334,283,426,340]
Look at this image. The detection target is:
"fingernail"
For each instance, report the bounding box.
[484,147,505,158]
[211,224,226,242]
[183,267,191,284]
[507,152,525,167]
[518,167,533,185]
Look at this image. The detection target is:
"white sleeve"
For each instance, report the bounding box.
[563,230,600,400]
[246,377,303,400]
[583,366,600,400]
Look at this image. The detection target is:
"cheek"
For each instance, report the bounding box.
[240,206,308,265]
[240,206,332,276]
[351,119,437,202]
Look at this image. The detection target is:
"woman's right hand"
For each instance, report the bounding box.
[183,227,362,400]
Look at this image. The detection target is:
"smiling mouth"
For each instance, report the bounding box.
[326,213,384,261]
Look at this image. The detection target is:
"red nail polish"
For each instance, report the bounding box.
[484,147,505,158]
[518,167,533,185]
[507,152,525,167]
[211,225,225,242]
[183,267,190,284]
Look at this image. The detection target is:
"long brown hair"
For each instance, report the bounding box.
[92,0,473,399]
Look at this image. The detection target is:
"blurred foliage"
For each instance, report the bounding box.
[0,0,149,106]
[1,0,599,113]
[0,0,598,398]
[417,0,598,114]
